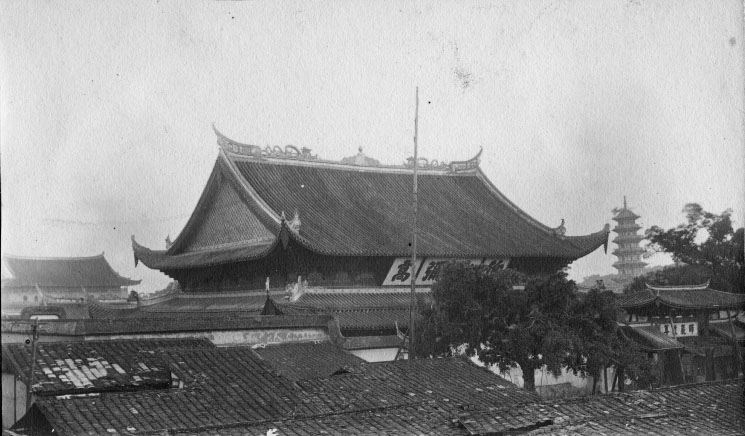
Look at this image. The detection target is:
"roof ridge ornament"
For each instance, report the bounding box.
[213,124,317,161]
[645,281,711,291]
[553,219,567,238]
[404,147,482,173]
[288,209,301,233]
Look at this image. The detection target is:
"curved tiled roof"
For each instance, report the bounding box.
[2,254,140,288]
[620,325,684,351]
[617,282,745,310]
[612,208,640,221]
[133,129,610,270]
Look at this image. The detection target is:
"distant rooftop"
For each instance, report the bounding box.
[2,253,140,288]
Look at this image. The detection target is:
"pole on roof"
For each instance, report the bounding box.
[25,318,40,411]
[409,86,419,362]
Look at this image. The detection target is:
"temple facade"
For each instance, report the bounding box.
[612,197,646,280]
[132,127,611,293]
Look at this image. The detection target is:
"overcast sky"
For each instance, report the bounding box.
[1,0,743,292]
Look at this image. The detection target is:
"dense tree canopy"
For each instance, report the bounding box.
[415,263,654,391]
[638,204,744,293]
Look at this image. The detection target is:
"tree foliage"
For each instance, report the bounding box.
[644,203,744,293]
[415,263,655,391]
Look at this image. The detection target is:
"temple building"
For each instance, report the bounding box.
[611,197,646,281]
[1,254,140,317]
[132,126,610,293]
[618,282,745,386]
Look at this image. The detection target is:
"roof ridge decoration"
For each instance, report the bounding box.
[213,124,318,161]
[404,147,482,173]
[216,124,482,173]
[552,219,567,238]
[3,253,107,261]
[645,281,711,291]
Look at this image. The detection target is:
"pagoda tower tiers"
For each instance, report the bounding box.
[612,197,647,279]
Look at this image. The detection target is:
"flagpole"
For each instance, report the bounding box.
[409,87,419,362]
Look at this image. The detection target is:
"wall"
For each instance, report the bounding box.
[349,348,400,362]
[2,373,27,429]
[469,356,616,398]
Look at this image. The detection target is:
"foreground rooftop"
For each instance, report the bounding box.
[4,338,743,436]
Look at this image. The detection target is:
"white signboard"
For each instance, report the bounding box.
[660,322,698,337]
[415,258,482,285]
[383,257,511,286]
[382,258,423,286]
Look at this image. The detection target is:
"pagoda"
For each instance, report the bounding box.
[611,197,647,280]
[131,126,611,293]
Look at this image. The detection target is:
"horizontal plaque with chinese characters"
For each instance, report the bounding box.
[415,258,482,285]
[382,258,423,286]
[382,257,511,286]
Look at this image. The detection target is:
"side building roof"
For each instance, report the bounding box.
[617,282,745,310]
[133,127,610,270]
[2,253,140,288]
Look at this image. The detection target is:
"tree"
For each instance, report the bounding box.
[643,203,744,293]
[415,263,653,392]
[624,263,714,294]
[563,289,657,392]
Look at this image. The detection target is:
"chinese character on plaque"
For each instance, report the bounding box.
[415,258,483,285]
[481,258,510,274]
[382,258,423,286]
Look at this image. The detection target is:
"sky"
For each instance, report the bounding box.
[1,0,743,293]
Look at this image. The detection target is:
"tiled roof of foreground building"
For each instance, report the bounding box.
[132,128,610,270]
[7,336,744,436]
[253,341,366,381]
[22,378,742,435]
[1,339,213,395]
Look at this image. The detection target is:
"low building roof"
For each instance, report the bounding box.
[297,357,539,414]
[82,287,428,334]
[253,341,365,381]
[1,338,212,395]
[10,344,743,436]
[1,313,335,338]
[14,354,530,436]
[2,254,140,288]
[710,321,745,343]
[522,379,744,435]
[620,325,684,351]
[617,282,745,310]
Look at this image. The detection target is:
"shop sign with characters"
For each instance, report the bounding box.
[382,257,510,286]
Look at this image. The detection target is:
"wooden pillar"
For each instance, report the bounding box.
[603,366,608,394]
[726,309,743,377]
[667,312,686,384]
